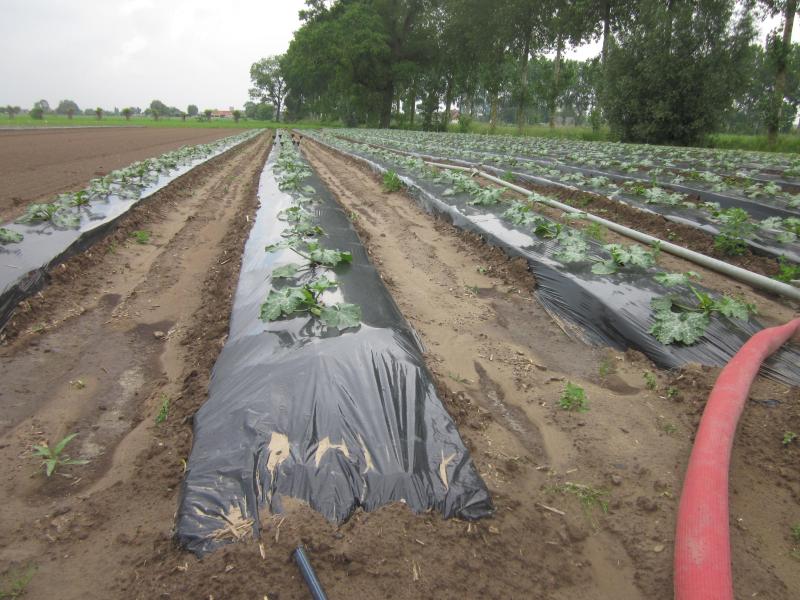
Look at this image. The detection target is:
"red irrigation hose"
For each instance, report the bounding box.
[674,318,800,600]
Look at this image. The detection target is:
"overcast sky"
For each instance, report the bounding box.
[0,0,305,111]
[1,1,797,112]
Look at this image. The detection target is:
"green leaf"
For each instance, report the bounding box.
[309,247,353,267]
[554,230,589,263]
[760,217,784,230]
[286,221,324,237]
[278,206,309,222]
[259,286,314,321]
[554,245,589,263]
[272,264,301,279]
[52,210,81,229]
[0,228,23,244]
[649,309,710,345]
[319,303,362,330]
[301,185,317,195]
[46,459,56,477]
[532,218,561,238]
[502,202,534,226]
[650,295,675,312]
[469,187,504,206]
[713,296,755,321]
[32,445,51,457]
[308,277,337,295]
[604,243,656,269]
[591,260,618,275]
[265,242,288,253]
[53,433,78,455]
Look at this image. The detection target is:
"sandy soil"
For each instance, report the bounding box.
[0,127,242,223]
[0,132,271,598]
[0,130,797,599]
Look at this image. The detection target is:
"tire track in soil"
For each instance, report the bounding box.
[0,132,271,599]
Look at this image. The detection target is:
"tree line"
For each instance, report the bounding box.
[0,100,261,122]
[253,0,799,146]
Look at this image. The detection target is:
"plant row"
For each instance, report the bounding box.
[259,137,361,331]
[0,131,260,246]
[314,131,758,348]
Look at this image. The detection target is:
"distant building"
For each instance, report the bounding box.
[210,109,233,119]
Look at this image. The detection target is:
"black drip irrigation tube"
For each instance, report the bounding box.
[293,546,328,600]
[305,131,800,388]
[175,135,492,556]
[0,130,262,331]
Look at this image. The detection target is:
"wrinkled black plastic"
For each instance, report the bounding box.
[0,131,261,330]
[308,133,800,387]
[175,139,492,556]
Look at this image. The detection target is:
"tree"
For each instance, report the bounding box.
[250,56,287,121]
[187,104,199,117]
[203,108,213,121]
[232,109,242,122]
[30,106,44,120]
[122,107,132,121]
[5,105,20,119]
[762,0,798,144]
[34,99,51,113]
[149,99,169,120]
[95,107,103,120]
[281,0,438,128]
[56,100,80,118]
[603,0,754,145]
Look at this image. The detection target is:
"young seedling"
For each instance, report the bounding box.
[585,222,607,242]
[560,382,589,412]
[468,187,504,206]
[383,170,402,192]
[591,243,657,275]
[650,272,756,345]
[155,394,170,424]
[662,422,678,435]
[131,230,151,244]
[0,564,36,598]
[713,208,756,256]
[555,482,609,514]
[32,433,88,477]
[15,203,80,228]
[774,257,800,284]
[598,359,613,378]
[643,371,657,390]
[259,277,361,330]
[783,431,797,446]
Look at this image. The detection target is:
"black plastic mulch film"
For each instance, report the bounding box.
[305,131,800,388]
[0,131,260,330]
[334,133,800,264]
[175,134,493,556]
